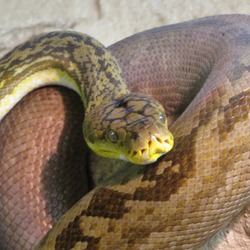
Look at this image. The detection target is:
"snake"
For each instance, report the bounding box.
[0,14,250,249]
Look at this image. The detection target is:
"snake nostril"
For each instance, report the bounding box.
[164,135,173,145]
[156,137,162,143]
[141,149,146,154]
[148,140,152,148]
[165,139,171,145]
[132,151,137,157]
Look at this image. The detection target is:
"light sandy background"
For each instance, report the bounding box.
[0,0,250,55]
[0,0,249,249]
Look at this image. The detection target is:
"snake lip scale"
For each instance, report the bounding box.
[0,14,250,250]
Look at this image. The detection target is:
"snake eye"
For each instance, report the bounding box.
[107,130,118,142]
[159,113,166,124]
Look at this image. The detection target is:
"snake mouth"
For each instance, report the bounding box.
[127,132,174,165]
[86,131,174,165]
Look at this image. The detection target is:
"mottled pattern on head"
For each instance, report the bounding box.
[83,92,173,164]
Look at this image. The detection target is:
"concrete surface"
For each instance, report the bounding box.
[0,0,250,55]
[0,0,249,249]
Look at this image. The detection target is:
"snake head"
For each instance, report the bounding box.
[83,93,174,165]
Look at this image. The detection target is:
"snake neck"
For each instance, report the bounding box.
[0,31,130,119]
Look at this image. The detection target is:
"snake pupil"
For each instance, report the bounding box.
[107,130,119,142]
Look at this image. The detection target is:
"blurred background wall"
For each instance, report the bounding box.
[0,0,249,55]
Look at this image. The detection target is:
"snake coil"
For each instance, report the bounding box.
[0,15,250,250]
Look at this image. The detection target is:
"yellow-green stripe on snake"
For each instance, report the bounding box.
[0,14,250,249]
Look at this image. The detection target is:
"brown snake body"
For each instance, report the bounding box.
[0,15,250,249]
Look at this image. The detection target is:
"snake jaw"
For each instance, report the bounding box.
[127,131,174,165]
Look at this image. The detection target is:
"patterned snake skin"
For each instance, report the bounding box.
[1,15,250,249]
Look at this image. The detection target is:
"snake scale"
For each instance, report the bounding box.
[0,14,250,249]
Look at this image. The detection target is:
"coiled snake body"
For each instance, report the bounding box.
[0,15,250,249]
